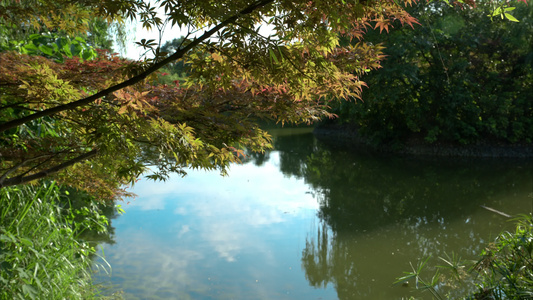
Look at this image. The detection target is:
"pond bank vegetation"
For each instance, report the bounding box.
[314,123,533,158]
[396,213,533,299]
[0,182,114,299]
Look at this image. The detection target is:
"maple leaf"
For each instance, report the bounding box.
[374,19,392,33]
[211,52,223,62]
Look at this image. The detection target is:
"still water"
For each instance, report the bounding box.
[93,128,533,299]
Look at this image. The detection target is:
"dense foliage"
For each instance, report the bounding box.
[330,1,533,147]
[0,183,111,299]
[1,0,529,298]
[0,0,423,197]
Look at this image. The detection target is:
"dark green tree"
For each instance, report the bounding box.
[330,1,533,148]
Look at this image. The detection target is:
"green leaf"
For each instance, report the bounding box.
[115,204,125,215]
[21,284,36,300]
[38,45,54,56]
[394,272,417,285]
[23,43,39,52]
[0,233,16,243]
[504,13,519,22]
[491,7,502,17]
[28,33,41,40]
[74,36,86,43]
[269,48,279,64]
[62,43,73,57]
[19,237,33,247]
[81,50,93,61]
[70,43,83,56]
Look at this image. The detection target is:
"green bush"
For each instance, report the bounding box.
[0,182,109,299]
[472,214,533,299]
[331,1,533,147]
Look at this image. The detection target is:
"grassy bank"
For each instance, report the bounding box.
[0,182,109,299]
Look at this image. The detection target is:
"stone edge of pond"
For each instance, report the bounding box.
[313,125,533,158]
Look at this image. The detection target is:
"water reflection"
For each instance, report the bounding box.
[94,148,335,299]
[276,132,532,299]
[94,129,532,299]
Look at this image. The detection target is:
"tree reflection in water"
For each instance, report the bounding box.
[261,130,532,299]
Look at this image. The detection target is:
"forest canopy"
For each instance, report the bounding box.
[328,0,532,148]
[0,0,527,197]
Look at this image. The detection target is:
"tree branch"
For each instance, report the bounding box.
[0,149,98,188]
[0,0,275,133]
[0,154,54,183]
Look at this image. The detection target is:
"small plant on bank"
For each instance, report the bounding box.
[396,214,533,299]
[0,182,110,299]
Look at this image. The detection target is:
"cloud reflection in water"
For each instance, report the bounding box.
[95,152,330,299]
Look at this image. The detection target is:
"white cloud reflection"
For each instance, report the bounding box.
[119,150,318,261]
[128,151,317,217]
[98,151,322,298]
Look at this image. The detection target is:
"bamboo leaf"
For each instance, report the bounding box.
[504,13,519,22]
[269,48,279,64]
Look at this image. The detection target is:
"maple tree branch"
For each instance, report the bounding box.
[0,154,54,183]
[16,153,59,179]
[0,149,98,188]
[278,47,318,83]
[0,0,275,133]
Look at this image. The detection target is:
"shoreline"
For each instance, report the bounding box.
[313,124,533,158]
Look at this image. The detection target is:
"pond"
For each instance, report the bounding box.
[93,128,533,299]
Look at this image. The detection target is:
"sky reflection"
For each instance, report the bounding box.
[93,135,532,299]
[94,151,334,299]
